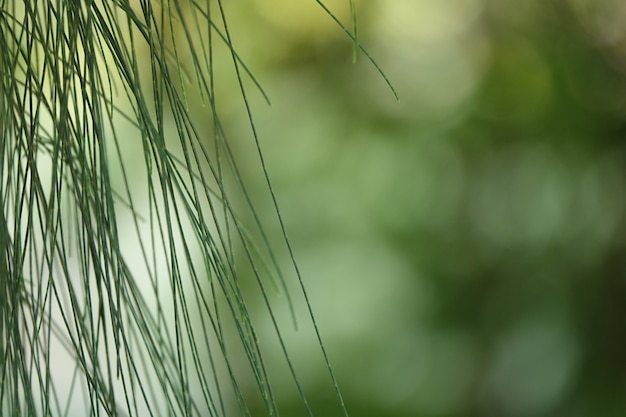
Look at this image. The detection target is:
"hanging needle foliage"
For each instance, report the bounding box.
[0,0,391,416]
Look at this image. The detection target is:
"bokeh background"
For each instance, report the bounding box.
[96,0,626,416]
[201,1,626,416]
[11,0,626,416]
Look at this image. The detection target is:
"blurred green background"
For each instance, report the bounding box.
[182,1,626,416]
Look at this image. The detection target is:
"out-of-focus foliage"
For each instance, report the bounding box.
[213,1,626,416]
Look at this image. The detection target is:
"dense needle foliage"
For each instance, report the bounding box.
[0,1,384,416]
